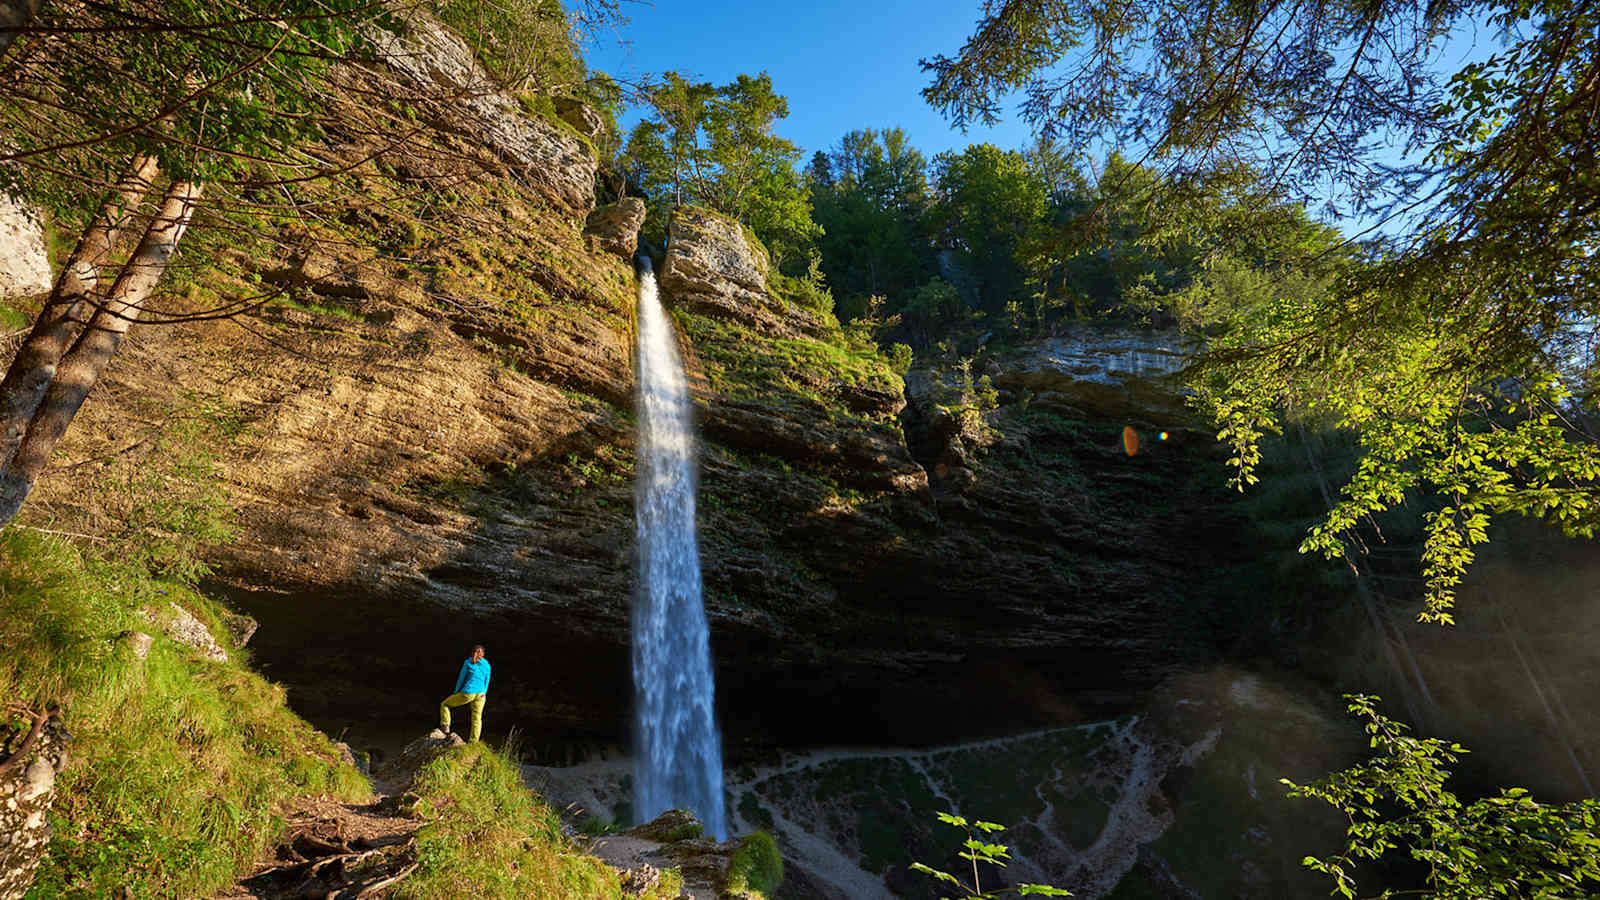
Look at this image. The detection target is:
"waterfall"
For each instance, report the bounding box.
[631,257,727,840]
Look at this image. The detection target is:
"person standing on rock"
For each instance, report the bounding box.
[438,644,491,742]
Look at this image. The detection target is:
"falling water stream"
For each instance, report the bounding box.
[631,257,727,840]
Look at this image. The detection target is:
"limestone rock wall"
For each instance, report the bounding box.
[368,14,597,214]
[0,196,50,301]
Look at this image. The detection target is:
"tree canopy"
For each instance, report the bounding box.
[624,71,820,269]
[925,0,1600,619]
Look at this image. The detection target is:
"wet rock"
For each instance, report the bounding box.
[0,195,50,301]
[0,715,69,900]
[585,198,647,259]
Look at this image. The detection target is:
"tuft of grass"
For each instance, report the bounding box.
[726,831,784,899]
[660,821,704,842]
[401,740,682,900]
[0,530,369,899]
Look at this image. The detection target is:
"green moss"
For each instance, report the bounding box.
[661,821,704,842]
[726,831,783,899]
[0,300,31,332]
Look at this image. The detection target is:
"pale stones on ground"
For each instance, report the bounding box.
[619,862,663,896]
[0,196,51,301]
[0,717,69,900]
[585,198,648,259]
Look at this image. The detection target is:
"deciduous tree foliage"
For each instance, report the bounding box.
[1286,696,1600,899]
[623,71,820,269]
[927,0,1600,618]
[808,127,934,319]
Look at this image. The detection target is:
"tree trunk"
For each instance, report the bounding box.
[0,154,159,475]
[0,0,42,61]
[0,179,200,524]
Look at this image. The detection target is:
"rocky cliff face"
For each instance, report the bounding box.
[7,14,1256,763]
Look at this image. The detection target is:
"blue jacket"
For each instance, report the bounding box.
[454,658,491,695]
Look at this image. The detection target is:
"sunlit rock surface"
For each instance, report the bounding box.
[986,329,1195,424]
[0,196,50,301]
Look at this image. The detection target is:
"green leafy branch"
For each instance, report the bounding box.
[909,812,1071,898]
[1285,695,1600,899]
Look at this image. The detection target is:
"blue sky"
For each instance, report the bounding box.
[584,0,1034,161]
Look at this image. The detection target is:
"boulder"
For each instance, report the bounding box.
[0,196,51,301]
[0,714,69,900]
[143,602,228,663]
[554,97,607,142]
[584,198,647,260]
[119,630,154,660]
[661,207,768,300]
[221,611,258,648]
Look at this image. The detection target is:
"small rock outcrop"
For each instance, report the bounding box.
[374,729,464,790]
[985,328,1194,424]
[367,16,596,213]
[659,207,794,335]
[0,195,51,301]
[120,630,155,660]
[143,602,228,662]
[584,198,648,259]
[0,713,69,900]
[588,809,768,900]
[662,207,767,296]
[554,97,607,142]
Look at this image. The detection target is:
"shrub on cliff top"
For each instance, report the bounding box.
[0,530,368,898]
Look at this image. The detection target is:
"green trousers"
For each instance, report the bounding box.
[438,692,487,742]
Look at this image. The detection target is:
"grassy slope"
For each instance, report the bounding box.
[0,529,368,897]
[2,513,687,899]
[401,742,684,900]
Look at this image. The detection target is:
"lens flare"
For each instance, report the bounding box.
[1159,431,1169,441]
[1122,426,1140,456]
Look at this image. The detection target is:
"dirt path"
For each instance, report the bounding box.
[212,779,419,900]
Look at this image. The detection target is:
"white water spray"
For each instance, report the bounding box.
[631,258,727,840]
